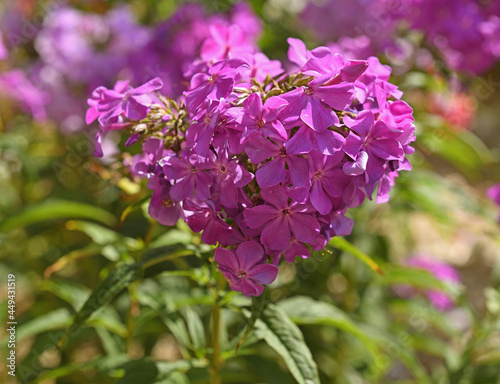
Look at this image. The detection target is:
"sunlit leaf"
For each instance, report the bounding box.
[17,308,72,342]
[328,237,384,275]
[0,200,116,231]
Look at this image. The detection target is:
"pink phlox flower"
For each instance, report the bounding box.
[242,135,310,189]
[148,178,183,226]
[206,145,254,208]
[163,151,213,202]
[88,78,163,127]
[243,185,320,251]
[214,241,278,296]
[133,138,172,189]
[239,93,288,143]
[184,57,249,112]
[184,199,232,245]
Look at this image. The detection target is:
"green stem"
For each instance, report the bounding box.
[210,272,223,384]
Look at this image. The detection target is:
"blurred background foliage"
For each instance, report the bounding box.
[0,0,500,383]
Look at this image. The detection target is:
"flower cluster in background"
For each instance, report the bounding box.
[397,255,461,310]
[302,0,500,75]
[87,13,415,295]
[487,184,500,223]
[0,2,260,133]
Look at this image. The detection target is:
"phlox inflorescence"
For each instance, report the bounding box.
[87,21,415,296]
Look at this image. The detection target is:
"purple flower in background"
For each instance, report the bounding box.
[487,184,500,222]
[200,24,254,61]
[215,241,278,296]
[400,256,460,311]
[0,70,49,121]
[487,184,500,206]
[300,0,500,75]
[0,32,7,60]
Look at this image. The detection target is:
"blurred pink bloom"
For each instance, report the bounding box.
[399,256,460,311]
[0,32,7,60]
[0,70,49,120]
[487,184,500,223]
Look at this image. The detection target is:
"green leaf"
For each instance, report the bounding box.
[96,328,125,356]
[115,359,206,384]
[58,263,141,349]
[65,220,121,244]
[39,279,91,310]
[87,313,128,337]
[328,237,384,275]
[0,200,116,231]
[254,302,320,384]
[182,306,206,353]
[156,359,207,377]
[421,128,488,179]
[244,355,295,383]
[17,308,73,342]
[365,326,431,384]
[278,296,378,359]
[30,355,130,384]
[155,372,190,384]
[115,360,159,384]
[139,244,195,269]
[162,313,191,357]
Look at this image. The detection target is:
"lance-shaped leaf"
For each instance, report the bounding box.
[254,302,320,384]
[58,244,194,349]
[58,263,141,349]
[278,296,378,360]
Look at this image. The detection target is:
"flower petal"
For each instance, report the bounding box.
[289,213,320,243]
[256,158,286,189]
[214,247,239,272]
[261,216,290,250]
[249,263,279,285]
[236,240,265,271]
[243,204,279,229]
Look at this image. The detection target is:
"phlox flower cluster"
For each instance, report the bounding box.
[0,3,259,133]
[302,0,500,75]
[87,27,415,295]
[88,26,416,296]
